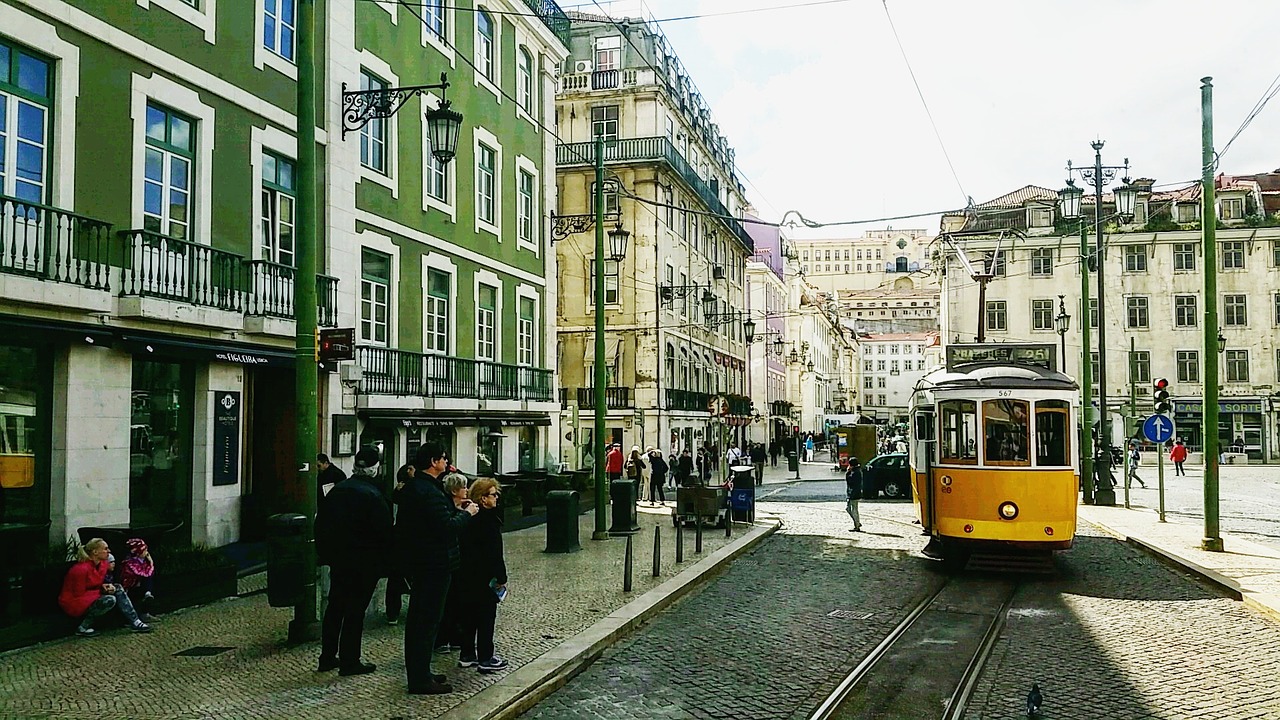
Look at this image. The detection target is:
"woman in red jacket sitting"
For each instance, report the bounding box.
[59,538,152,637]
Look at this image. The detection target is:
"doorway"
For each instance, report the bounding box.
[130,359,194,539]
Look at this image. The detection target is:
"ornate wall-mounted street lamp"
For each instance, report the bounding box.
[342,72,463,164]
[1054,294,1071,371]
[607,222,630,262]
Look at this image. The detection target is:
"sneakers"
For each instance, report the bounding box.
[75,625,96,637]
[458,655,478,668]
[478,656,508,673]
[131,622,153,633]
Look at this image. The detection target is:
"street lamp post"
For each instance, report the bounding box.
[1054,294,1071,372]
[1062,142,1137,507]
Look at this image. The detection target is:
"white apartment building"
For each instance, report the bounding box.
[795,230,933,296]
[854,332,940,426]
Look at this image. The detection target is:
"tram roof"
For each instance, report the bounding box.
[919,362,1078,392]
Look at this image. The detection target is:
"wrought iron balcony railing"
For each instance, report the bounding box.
[576,386,633,409]
[0,193,113,290]
[666,388,711,412]
[120,229,245,312]
[556,137,754,253]
[357,346,554,402]
[519,0,570,46]
[244,260,340,327]
[317,273,339,328]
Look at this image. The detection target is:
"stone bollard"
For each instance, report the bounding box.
[652,526,661,577]
[676,521,684,564]
[623,534,634,592]
[695,515,704,554]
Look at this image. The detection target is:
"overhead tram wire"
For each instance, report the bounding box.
[1216,68,1280,168]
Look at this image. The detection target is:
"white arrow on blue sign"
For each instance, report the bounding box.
[1142,414,1175,444]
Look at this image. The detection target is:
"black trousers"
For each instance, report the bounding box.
[321,565,379,667]
[385,574,407,620]
[1175,461,1186,476]
[437,578,465,648]
[649,475,666,503]
[405,570,451,688]
[458,581,499,662]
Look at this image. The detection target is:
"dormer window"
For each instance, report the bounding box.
[1175,203,1199,223]
[1221,197,1245,221]
[1028,206,1053,228]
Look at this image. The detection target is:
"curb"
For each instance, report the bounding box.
[438,518,781,720]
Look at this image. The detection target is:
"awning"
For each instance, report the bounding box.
[0,316,114,347]
[118,333,295,367]
[583,336,621,364]
[363,412,552,427]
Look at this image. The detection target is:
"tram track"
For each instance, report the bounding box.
[809,574,1019,720]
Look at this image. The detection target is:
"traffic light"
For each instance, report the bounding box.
[318,328,355,363]
[1153,378,1171,415]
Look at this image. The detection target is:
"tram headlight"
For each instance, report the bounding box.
[998,501,1019,520]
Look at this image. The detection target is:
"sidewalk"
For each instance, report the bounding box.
[1079,503,1280,624]
[0,507,778,720]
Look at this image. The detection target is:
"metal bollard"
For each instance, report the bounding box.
[623,534,634,592]
[695,515,704,554]
[676,521,684,563]
[652,526,661,577]
[725,511,732,538]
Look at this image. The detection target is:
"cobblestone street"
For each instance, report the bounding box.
[521,482,1280,720]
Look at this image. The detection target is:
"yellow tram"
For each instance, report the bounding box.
[909,344,1078,561]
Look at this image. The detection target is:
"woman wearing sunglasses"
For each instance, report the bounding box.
[456,477,509,673]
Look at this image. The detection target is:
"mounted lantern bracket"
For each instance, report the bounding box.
[342,72,455,143]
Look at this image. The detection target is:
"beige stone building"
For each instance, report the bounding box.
[553,9,753,461]
[794,230,934,295]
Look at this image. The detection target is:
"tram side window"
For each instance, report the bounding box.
[1035,400,1070,466]
[939,400,977,463]
[983,399,1030,465]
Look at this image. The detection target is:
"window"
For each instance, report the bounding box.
[891,360,899,374]
[878,377,888,389]
[843,250,850,260]
[0,42,51,204]
[595,36,621,71]
[476,143,496,225]
[518,169,536,246]
[864,376,873,389]
[844,264,849,273]
[1034,400,1070,467]
[1274,241,1280,268]
[1222,241,1245,269]
[475,9,494,81]
[590,181,619,216]
[1226,349,1249,383]
[426,269,451,353]
[477,284,496,361]
[856,250,863,260]
[877,345,885,354]
[984,399,1029,465]
[260,152,296,265]
[1221,197,1244,220]
[1126,296,1149,329]
[263,0,296,61]
[1275,292,1280,326]
[517,296,536,366]
[1224,294,1247,326]
[863,360,872,372]
[1131,350,1150,384]
[1031,299,1053,330]
[1175,203,1198,223]
[856,264,862,271]
[1089,298,1098,328]
[360,249,391,345]
[939,399,977,464]
[359,71,387,174]
[1173,243,1196,271]
[876,360,886,371]
[1174,295,1197,328]
[143,103,195,239]
[984,250,1006,276]
[1123,245,1146,272]
[426,153,449,203]
[590,259,618,305]
[591,105,618,142]
[517,48,533,116]
[1028,206,1053,227]
[875,249,881,259]
[824,250,831,261]
[422,0,445,38]
[802,251,809,261]
[1177,350,1199,383]
[1031,248,1053,276]
[986,300,1007,331]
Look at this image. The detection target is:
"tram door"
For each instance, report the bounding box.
[911,409,935,533]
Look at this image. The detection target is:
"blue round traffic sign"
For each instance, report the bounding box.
[1142,414,1174,444]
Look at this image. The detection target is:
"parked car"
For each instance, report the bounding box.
[860,453,911,499]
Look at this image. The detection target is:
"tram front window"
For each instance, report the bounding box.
[1035,400,1070,466]
[984,399,1029,465]
[939,400,977,464]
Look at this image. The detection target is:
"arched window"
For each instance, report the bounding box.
[517,47,533,114]
[666,343,675,383]
[681,348,689,390]
[476,10,494,81]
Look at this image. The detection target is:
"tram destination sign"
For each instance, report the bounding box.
[945,343,1057,372]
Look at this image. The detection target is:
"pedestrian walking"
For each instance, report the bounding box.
[605,443,624,482]
[59,538,153,636]
[677,448,694,487]
[804,435,815,463]
[769,439,780,468]
[667,449,679,489]
[844,457,863,532]
[646,447,668,505]
[398,444,478,695]
[316,452,347,503]
[457,477,509,674]
[749,442,767,486]
[315,445,394,676]
[625,446,646,503]
[1170,439,1188,477]
[1126,443,1146,489]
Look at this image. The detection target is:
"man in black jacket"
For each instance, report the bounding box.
[398,444,477,695]
[316,453,347,503]
[314,445,393,676]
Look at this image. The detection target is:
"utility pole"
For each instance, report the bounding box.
[592,132,609,541]
[1125,336,1136,509]
[1078,221,1094,504]
[289,0,320,642]
[1201,77,1223,552]
[1090,142,1113,493]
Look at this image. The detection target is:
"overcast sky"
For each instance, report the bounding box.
[585,0,1280,239]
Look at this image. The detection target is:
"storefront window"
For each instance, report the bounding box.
[130,360,192,528]
[0,344,48,526]
[477,427,501,477]
[517,426,538,471]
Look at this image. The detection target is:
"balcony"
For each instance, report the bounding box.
[726,394,753,416]
[519,0,570,46]
[666,388,711,412]
[244,259,340,328]
[556,137,754,253]
[576,386,633,410]
[591,69,619,90]
[120,229,245,312]
[0,194,113,290]
[770,400,794,418]
[357,346,554,402]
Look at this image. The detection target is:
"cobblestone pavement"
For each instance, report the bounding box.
[1119,463,1280,553]
[520,483,1280,720]
[0,507,734,720]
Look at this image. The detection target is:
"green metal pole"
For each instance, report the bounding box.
[592,133,609,541]
[1125,336,1135,509]
[1091,141,1116,507]
[1079,221,1094,504]
[1201,77,1223,552]
[289,0,320,642]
